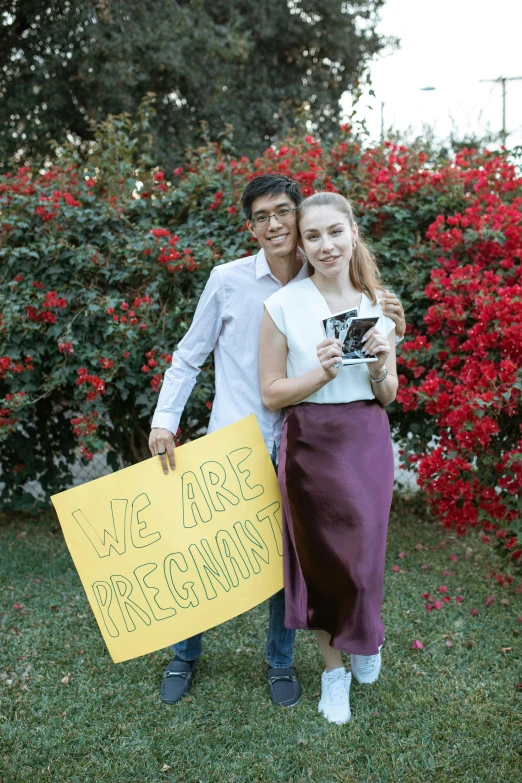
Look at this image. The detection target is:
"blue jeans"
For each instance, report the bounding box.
[172,447,296,668]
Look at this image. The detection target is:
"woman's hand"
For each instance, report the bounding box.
[379,289,406,339]
[317,337,343,380]
[362,327,391,372]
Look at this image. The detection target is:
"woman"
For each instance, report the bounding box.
[259,192,398,724]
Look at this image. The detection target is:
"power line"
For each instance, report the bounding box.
[480,76,522,146]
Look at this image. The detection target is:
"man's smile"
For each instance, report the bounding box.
[267,232,290,244]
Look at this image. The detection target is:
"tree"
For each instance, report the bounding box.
[0,0,389,168]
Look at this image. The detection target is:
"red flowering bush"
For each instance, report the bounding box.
[1,101,520,535]
[396,152,522,554]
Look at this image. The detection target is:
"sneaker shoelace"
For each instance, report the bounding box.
[356,654,378,673]
[325,673,347,704]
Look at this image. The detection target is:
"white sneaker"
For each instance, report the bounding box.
[350,648,382,684]
[318,668,351,724]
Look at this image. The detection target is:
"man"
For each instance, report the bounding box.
[149,174,405,708]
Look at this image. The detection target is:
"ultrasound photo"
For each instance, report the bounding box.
[341,317,379,363]
[322,311,379,365]
[322,308,358,341]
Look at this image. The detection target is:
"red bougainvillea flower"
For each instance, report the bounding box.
[64,192,80,207]
[58,342,74,355]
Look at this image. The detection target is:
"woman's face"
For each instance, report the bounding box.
[298,205,357,279]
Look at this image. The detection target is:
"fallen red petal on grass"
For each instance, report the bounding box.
[485,595,495,607]
[422,592,430,599]
[517,681,522,691]
[425,603,434,612]
[455,595,465,603]
[392,565,400,572]
[433,600,444,610]
[421,564,430,571]
[438,586,448,593]
[442,596,451,603]
[470,608,479,616]
[450,555,459,562]
[411,640,423,649]
[398,552,406,559]
[442,570,451,577]
[12,604,22,610]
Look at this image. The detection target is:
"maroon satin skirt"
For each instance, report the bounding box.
[279,400,394,655]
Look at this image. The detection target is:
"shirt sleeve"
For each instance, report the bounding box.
[377,304,396,339]
[151,267,224,434]
[384,314,396,337]
[264,293,287,336]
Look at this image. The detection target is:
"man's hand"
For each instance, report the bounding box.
[149,427,176,475]
[379,289,406,340]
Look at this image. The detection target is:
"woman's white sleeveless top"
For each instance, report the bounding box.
[264,277,395,405]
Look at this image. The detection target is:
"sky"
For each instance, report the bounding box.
[343,0,522,149]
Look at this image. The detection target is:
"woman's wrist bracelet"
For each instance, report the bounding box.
[369,366,388,383]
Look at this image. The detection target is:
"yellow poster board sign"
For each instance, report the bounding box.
[51,415,283,663]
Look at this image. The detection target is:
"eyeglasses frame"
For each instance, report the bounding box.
[250,206,298,230]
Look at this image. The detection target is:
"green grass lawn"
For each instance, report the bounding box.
[1,494,521,783]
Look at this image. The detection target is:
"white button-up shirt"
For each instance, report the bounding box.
[151,248,309,453]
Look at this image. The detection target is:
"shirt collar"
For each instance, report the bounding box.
[255,246,309,281]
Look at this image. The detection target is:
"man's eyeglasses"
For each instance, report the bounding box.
[251,207,298,230]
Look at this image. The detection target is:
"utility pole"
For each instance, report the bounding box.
[480,76,522,146]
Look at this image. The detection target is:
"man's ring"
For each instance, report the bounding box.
[157,450,167,455]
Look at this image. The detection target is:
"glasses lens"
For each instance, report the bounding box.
[253,208,295,229]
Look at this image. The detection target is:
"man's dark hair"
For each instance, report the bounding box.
[241,174,303,220]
